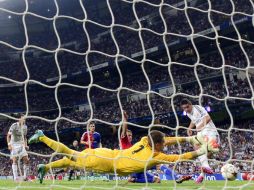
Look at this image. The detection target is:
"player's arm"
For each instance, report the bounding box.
[24,125,29,150]
[98,133,102,148]
[154,143,217,163]
[155,151,199,163]
[164,136,191,146]
[7,124,14,150]
[121,111,128,138]
[7,132,12,150]
[187,121,195,136]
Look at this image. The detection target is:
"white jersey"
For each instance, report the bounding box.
[8,122,27,145]
[187,105,216,131]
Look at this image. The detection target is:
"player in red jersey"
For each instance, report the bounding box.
[120,111,132,149]
[80,122,101,149]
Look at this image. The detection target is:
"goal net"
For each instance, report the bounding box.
[0,0,254,189]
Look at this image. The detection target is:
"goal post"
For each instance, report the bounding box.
[0,0,253,189]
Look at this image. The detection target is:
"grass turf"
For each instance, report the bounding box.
[0,180,253,190]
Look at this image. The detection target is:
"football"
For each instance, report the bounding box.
[221,164,238,181]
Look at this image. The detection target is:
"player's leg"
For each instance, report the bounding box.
[20,145,29,181]
[54,169,65,179]
[28,130,77,160]
[195,130,220,184]
[11,157,18,181]
[22,155,29,180]
[10,144,21,181]
[46,157,77,172]
[37,157,77,184]
[68,169,74,181]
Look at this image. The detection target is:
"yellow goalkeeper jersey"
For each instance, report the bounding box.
[75,137,193,175]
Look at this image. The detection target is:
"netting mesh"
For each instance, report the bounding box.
[0,0,254,189]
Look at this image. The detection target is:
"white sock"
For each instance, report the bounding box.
[12,164,18,180]
[199,154,210,168]
[23,165,29,179]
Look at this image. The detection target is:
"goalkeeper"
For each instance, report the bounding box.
[28,129,219,183]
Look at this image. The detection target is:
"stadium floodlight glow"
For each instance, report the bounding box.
[183,111,187,116]
[205,106,211,112]
[8,15,11,19]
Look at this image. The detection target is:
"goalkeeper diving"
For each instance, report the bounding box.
[28,129,219,183]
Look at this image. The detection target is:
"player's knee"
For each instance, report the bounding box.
[12,158,17,164]
[24,158,29,164]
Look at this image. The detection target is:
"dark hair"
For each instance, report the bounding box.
[148,130,165,147]
[16,113,25,118]
[180,98,192,106]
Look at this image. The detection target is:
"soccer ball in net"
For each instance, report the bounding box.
[221,164,238,181]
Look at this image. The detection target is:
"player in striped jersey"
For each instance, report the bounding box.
[180,99,220,184]
[80,122,101,181]
[80,122,101,149]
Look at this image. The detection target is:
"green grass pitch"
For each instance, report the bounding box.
[0,180,254,190]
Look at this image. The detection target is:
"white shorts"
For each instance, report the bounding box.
[197,127,220,145]
[10,144,28,159]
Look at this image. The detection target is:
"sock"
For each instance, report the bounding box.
[39,136,75,158]
[12,164,18,180]
[45,157,75,172]
[199,172,205,178]
[160,165,178,179]
[23,165,29,179]
[199,154,210,168]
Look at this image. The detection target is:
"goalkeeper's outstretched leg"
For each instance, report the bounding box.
[29,130,219,184]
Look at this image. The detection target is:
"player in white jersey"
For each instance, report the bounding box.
[180,99,220,184]
[7,115,29,181]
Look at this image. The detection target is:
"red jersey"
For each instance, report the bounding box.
[120,134,132,149]
[81,131,101,149]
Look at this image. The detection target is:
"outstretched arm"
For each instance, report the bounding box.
[164,135,200,146]
[154,151,200,163]
[164,136,189,146]
[121,111,128,138]
[155,141,219,163]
